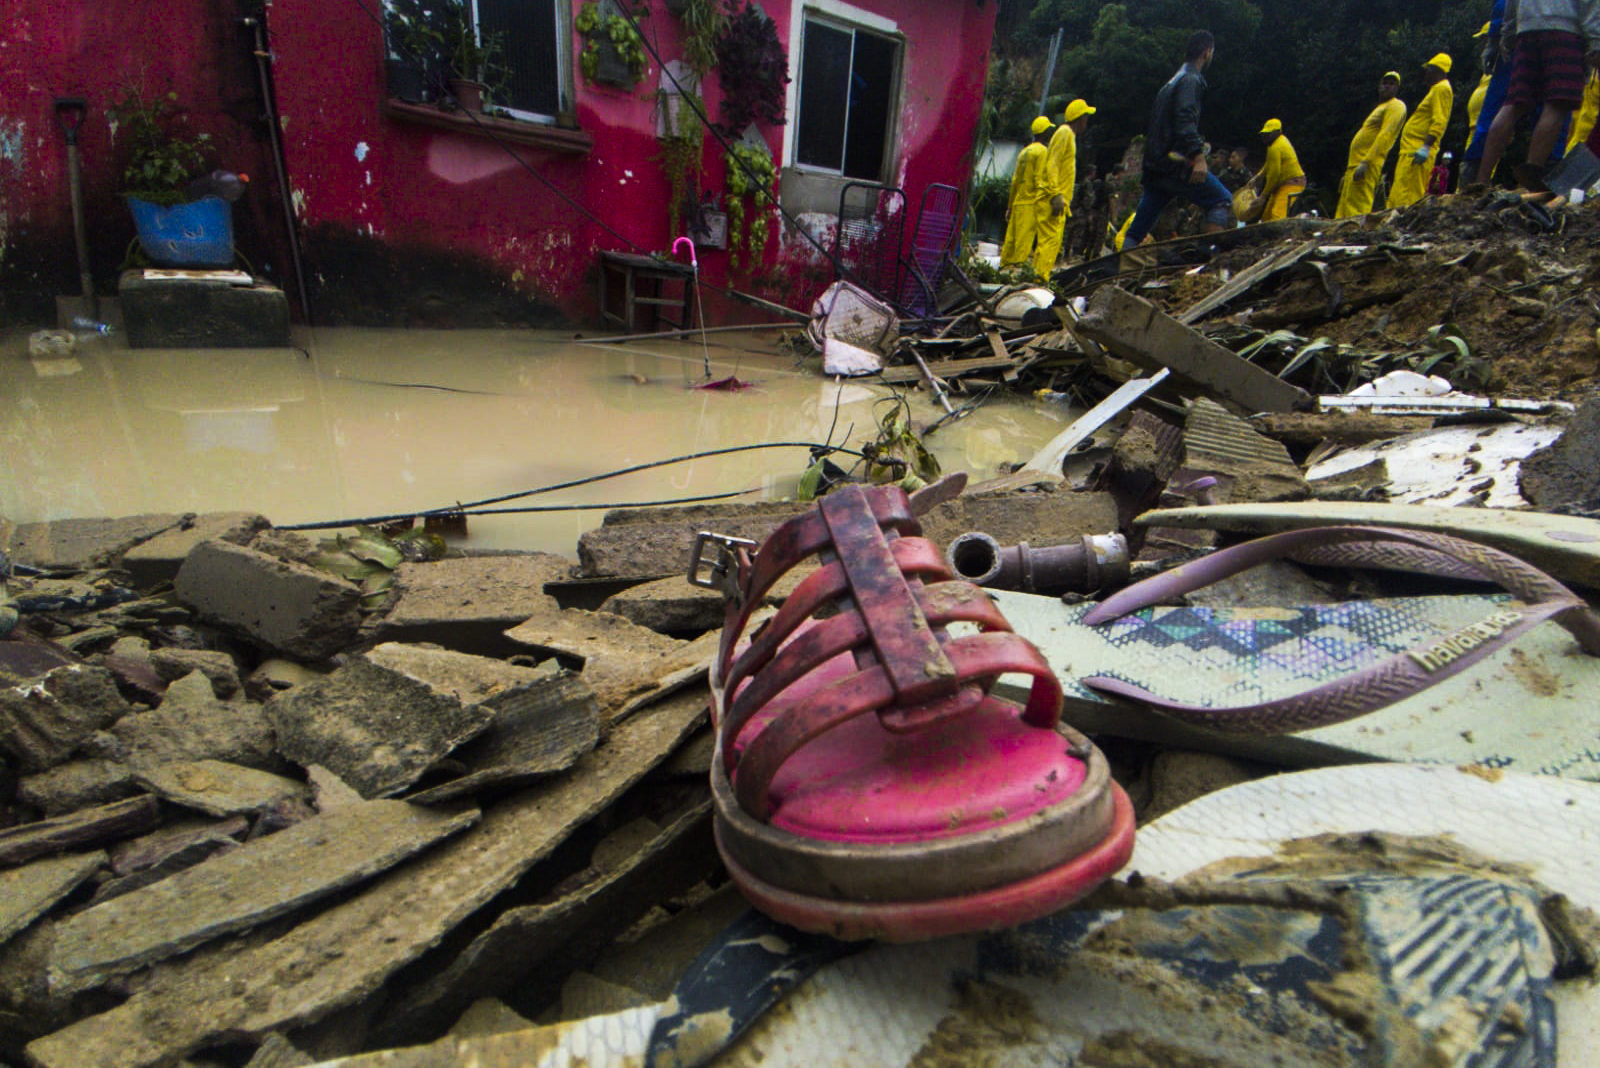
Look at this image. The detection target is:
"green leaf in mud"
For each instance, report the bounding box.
[392,528,449,562]
[343,528,405,569]
[311,551,385,584]
[796,457,825,502]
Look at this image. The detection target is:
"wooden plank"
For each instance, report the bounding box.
[1076,285,1312,414]
[875,353,1016,385]
[0,795,159,867]
[25,689,709,1068]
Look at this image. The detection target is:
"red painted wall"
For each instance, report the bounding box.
[0,1,283,319]
[0,0,995,326]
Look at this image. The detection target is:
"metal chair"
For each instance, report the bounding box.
[897,183,965,320]
[832,182,905,300]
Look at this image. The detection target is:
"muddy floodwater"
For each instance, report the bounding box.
[2,327,1078,555]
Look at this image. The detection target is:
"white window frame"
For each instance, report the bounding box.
[470,0,574,125]
[784,0,902,179]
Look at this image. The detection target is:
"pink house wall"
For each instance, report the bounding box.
[0,0,995,327]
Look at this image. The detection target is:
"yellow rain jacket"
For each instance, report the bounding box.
[1568,72,1599,155]
[1032,123,1078,277]
[1464,73,1491,155]
[1391,78,1453,208]
[1336,97,1408,218]
[1000,141,1049,268]
[1257,135,1306,222]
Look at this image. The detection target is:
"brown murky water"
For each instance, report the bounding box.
[1,326,1076,555]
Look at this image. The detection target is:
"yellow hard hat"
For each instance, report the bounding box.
[1030,115,1053,135]
[1063,99,1096,123]
[1382,70,1402,84]
[1473,22,1490,38]
[1259,118,1282,134]
[1425,53,1452,74]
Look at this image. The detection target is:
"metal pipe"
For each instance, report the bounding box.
[947,531,1130,595]
[243,16,312,323]
[1036,28,1064,117]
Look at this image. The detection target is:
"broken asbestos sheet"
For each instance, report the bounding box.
[1307,422,1561,507]
[349,765,1597,1068]
[989,589,1600,780]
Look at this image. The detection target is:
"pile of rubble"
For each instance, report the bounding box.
[5,194,1600,1067]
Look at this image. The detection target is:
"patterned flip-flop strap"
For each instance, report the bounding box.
[1081,525,1600,734]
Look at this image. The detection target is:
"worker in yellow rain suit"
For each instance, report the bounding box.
[1337,72,1408,217]
[1464,22,1493,157]
[1033,99,1096,278]
[1567,71,1599,155]
[1251,119,1307,222]
[1000,117,1053,270]
[1391,54,1454,208]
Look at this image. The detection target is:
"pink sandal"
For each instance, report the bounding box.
[689,475,1134,941]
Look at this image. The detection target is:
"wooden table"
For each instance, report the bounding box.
[597,250,696,334]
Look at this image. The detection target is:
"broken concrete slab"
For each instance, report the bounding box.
[1182,397,1309,503]
[109,816,249,877]
[376,794,716,1044]
[7,514,186,570]
[48,800,480,995]
[18,759,140,816]
[307,765,365,812]
[1255,410,1435,448]
[176,540,363,660]
[84,671,276,772]
[96,817,248,903]
[361,642,554,706]
[24,688,708,1068]
[0,664,134,773]
[405,674,601,805]
[0,795,160,867]
[245,658,332,701]
[370,554,573,657]
[447,998,536,1040]
[0,632,81,689]
[599,565,813,636]
[1520,398,1600,513]
[0,851,104,946]
[1075,285,1312,414]
[505,607,694,719]
[919,487,1122,554]
[122,512,270,588]
[150,648,242,699]
[135,760,309,817]
[577,500,810,580]
[244,1033,315,1068]
[267,657,495,799]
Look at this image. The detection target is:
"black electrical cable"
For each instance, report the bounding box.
[276,440,866,531]
[280,487,762,531]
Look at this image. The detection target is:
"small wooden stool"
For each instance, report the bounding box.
[597,250,696,333]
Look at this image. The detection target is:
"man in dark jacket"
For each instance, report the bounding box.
[1124,31,1234,249]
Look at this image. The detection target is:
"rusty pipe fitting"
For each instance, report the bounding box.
[945,532,1130,595]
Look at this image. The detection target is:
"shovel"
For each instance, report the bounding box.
[53,97,97,323]
[1539,144,1600,207]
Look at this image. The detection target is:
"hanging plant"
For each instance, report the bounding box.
[656,83,705,235]
[713,2,788,136]
[724,140,774,270]
[675,0,725,78]
[577,1,648,86]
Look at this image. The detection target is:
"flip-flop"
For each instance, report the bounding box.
[991,525,1600,777]
[687,475,1135,942]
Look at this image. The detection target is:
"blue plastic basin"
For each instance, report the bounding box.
[128,196,235,267]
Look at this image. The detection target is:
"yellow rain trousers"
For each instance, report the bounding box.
[1032,123,1077,277]
[1000,141,1048,268]
[1336,97,1408,218]
[1568,72,1599,155]
[1391,79,1453,209]
[1464,73,1491,156]
[1257,136,1306,222]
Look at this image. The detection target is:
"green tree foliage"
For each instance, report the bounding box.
[993,0,1489,196]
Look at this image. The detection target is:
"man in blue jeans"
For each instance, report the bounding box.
[1125,30,1234,249]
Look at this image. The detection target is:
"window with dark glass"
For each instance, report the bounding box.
[473,0,568,120]
[795,15,900,180]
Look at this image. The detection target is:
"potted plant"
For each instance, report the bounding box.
[441,1,505,112]
[108,85,235,268]
[577,1,648,88]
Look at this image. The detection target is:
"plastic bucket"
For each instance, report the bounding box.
[128,196,235,267]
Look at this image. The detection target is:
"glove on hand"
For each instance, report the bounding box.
[1412,146,1431,164]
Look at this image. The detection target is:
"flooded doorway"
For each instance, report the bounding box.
[1,327,1077,555]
